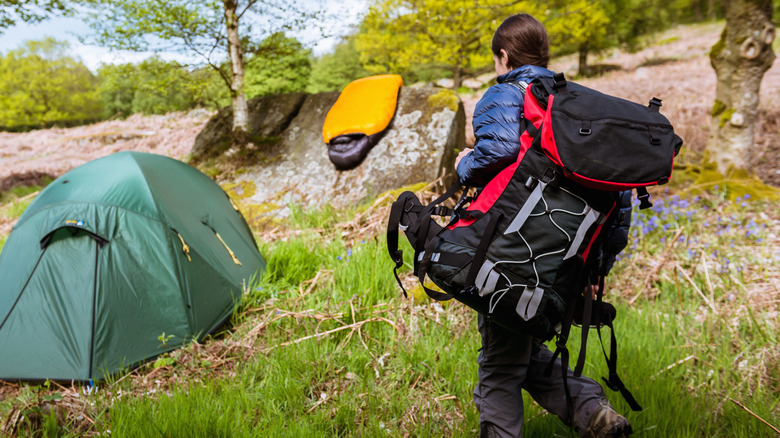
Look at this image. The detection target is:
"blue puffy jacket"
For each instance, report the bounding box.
[456,64,555,187]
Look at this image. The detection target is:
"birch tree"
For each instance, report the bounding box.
[706,0,775,175]
[84,0,317,148]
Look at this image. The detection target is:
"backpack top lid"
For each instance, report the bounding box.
[322,74,403,144]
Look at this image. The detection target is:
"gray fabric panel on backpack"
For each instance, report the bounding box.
[563,206,604,260]
[475,260,502,296]
[516,286,545,321]
[503,181,547,235]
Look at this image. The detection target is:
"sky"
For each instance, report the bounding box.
[0,1,369,72]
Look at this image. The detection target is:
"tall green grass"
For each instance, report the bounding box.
[1,183,778,437]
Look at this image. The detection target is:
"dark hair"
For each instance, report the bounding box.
[491,14,549,69]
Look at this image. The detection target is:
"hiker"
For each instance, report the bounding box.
[454,14,633,438]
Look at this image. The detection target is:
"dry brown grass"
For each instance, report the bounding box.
[0,109,212,192]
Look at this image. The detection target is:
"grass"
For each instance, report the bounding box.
[0,177,53,220]
[0,180,778,437]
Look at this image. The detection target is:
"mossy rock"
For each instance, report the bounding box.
[673,161,780,201]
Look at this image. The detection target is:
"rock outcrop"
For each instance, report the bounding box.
[192,85,465,217]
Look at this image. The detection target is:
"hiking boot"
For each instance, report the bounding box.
[582,401,633,438]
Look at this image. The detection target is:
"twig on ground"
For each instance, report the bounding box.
[264,317,397,353]
[701,252,715,303]
[729,397,780,435]
[307,395,329,413]
[0,190,39,211]
[434,394,457,403]
[629,227,685,305]
[650,355,698,379]
[674,263,719,314]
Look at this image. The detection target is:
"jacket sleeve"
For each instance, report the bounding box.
[457,84,525,187]
[597,191,633,276]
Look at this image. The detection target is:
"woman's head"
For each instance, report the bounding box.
[491,13,549,72]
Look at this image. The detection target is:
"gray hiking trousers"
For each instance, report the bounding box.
[474,314,606,437]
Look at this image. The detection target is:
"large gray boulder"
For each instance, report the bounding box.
[194,85,465,217]
[191,92,307,161]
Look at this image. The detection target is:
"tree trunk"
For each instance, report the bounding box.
[693,0,703,21]
[706,0,775,175]
[453,53,463,88]
[223,0,249,148]
[578,43,589,77]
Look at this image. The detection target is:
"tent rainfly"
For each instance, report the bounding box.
[0,151,265,381]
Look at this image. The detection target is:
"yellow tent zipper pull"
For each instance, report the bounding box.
[177,233,191,262]
[215,232,242,265]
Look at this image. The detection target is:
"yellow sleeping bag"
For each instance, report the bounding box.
[322,74,403,170]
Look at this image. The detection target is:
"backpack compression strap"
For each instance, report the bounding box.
[387,182,462,299]
[387,192,420,297]
[598,310,643,411]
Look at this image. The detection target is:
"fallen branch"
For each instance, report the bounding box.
[629,227,685,305]
[729,397,780,435]
[265,317,397,352]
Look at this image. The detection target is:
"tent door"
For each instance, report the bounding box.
[0,227,104,380]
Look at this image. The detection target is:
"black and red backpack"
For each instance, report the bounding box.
[387,73,683,411]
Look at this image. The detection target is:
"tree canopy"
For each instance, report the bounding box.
[0,38,102,129]
[98,57,227,119]
[307,36,370,93]
[244,33,312,98]
[356,0,538,87]
[0,0,65,31]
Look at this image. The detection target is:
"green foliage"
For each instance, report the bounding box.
[307,36,370,93]
[0,38,102,130]
[356,0,537,86]
[543,0,609,74]
[82,0,320,122]
[97,57,227,118]
[0,0,66,30]
[544,2,609,55]
[244,33,312,99]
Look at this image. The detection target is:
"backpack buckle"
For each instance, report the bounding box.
[580,120,592,135]
[432,206,451,216]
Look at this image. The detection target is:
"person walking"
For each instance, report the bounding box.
[455,13,634,438]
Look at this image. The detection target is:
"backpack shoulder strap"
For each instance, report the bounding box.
[506,80,528,94]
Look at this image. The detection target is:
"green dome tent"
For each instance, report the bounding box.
[0,151,265,381]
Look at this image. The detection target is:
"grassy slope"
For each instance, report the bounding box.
[1,182,777,437]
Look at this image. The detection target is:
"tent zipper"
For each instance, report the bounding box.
[177,232,192,262]
[214,232,242,266]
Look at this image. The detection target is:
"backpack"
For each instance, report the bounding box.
[386,73,682,411]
